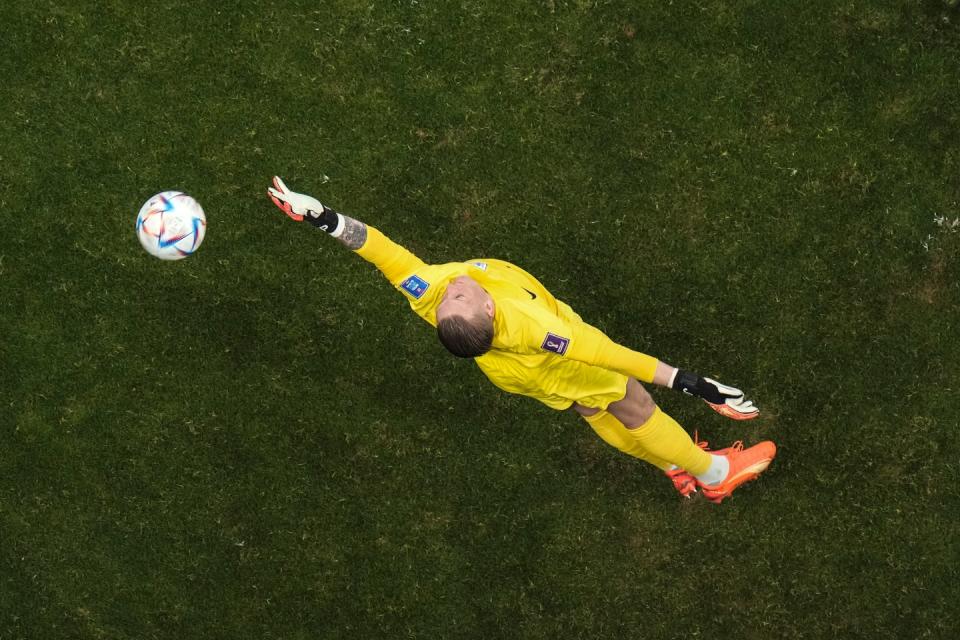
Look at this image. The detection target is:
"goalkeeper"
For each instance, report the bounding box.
[268,177,776,502]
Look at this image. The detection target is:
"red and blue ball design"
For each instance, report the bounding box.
[136,191,207,260]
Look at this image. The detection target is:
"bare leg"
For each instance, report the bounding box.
[605,377,657,428]
[571,377,654,425]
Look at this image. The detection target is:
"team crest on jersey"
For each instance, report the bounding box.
[400,275,430,299]
[541,332,569,355]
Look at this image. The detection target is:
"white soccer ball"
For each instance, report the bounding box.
[136,191,207,260]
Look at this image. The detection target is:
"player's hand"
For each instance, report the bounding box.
[267,176,324,222]
[672,370,760,420]
[701,377,759,421]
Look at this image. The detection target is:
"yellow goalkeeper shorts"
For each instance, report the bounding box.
[475,350,629,410]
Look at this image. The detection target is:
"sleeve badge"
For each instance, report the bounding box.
[400,274,430,299]
[541,332,569,355]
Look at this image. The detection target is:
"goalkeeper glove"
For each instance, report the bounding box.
[267,176,344,236]
[671,370,759,420]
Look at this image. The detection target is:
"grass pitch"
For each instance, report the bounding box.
[2,1,959,638]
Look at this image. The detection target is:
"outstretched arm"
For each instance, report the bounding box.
[268,176,368,249]
[268,176,425,284]
[564,323,759,420]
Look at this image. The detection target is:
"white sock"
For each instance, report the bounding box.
[694,454,730,486]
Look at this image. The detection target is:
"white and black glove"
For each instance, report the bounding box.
[671,370,759,420]
[267,176,344,235]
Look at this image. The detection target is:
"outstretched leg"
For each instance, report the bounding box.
[576,378,776,502]
[602,378,712,476]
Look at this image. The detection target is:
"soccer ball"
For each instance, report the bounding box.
[136,191,207,260]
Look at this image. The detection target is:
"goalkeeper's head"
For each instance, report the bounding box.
[436,276,495,358]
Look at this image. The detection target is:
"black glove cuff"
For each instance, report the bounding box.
[305,205,343,234]
[672,370,724,404]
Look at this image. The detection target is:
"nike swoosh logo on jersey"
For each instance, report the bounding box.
[522,288,537,300]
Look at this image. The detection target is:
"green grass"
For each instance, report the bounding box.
[2,0,959,638]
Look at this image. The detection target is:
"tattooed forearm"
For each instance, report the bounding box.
[337,216,368,250]
[305,204,367,249]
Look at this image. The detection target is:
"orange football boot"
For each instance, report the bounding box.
[665,468,698,497]
[698,440,777,504]
[664,436,710,498]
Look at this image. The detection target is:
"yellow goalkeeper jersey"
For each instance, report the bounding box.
[355,226,660,409]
